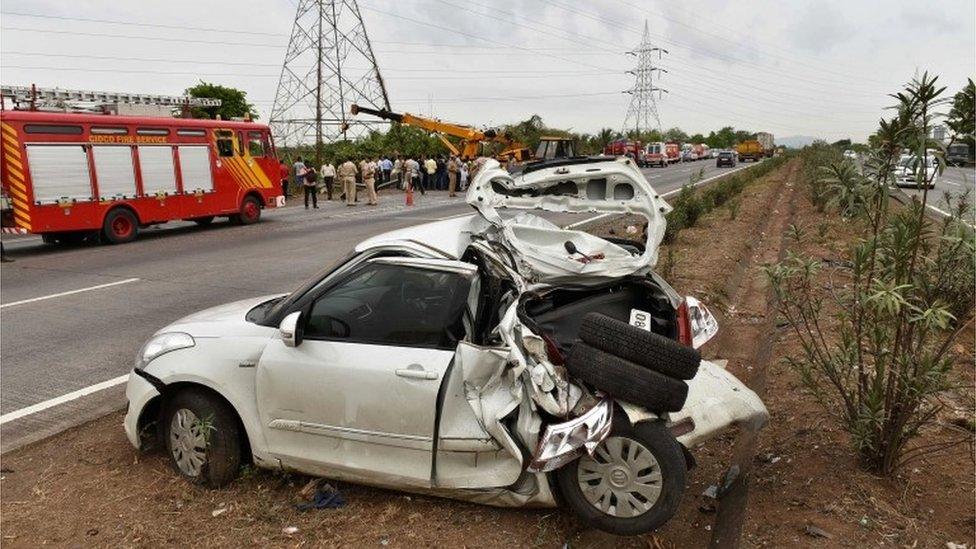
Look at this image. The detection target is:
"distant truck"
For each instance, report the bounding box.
[665,142,681,163]
[756,132,775,157]
[643,142,669,167]
[603,138,645,166]
[736,140,764,162]
[947,142,973,166]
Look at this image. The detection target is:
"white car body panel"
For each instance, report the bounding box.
[466,158,671,284]
[124,156,768,512]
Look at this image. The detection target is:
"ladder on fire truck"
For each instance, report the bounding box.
[0,85,221,113]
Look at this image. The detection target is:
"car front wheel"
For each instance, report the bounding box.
[163,388,243,487]
[556,419,685,535]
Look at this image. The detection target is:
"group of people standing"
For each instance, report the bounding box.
[278,154,476,209]
[280,157,382,209]
[392,154,469,197]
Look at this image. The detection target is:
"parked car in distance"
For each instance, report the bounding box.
[843,150,857,160]
[716,150,737,167]
[894,154,938,189]
[124,157,767,536]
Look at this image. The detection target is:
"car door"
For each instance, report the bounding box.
[255,257,477,488]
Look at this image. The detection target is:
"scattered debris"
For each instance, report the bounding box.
[296,480,345,511]
[804,525,833,539]
[211,506,228,518]
[282,526,299,535]
[702,485,719,499]
[698,502,716,514]
[946,542,968,549]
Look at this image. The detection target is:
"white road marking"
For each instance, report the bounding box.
[0,374,130,425]
[1,278,141,309]
[925,203,976,229]
[661,163,757,197]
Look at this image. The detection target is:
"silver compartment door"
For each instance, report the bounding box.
[25,144,92,203]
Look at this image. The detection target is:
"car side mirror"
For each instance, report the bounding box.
[279,311,304,348]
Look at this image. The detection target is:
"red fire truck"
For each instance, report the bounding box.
[603,138,646,166]
[0,88,282,244]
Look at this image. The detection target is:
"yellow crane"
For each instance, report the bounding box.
[350,104,533,161]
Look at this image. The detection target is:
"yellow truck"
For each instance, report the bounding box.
[735,140,764,162]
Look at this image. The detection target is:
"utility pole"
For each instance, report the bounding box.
[622,21,668,137]
[270,0,391,152]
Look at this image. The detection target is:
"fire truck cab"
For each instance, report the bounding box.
[1,101,282,244]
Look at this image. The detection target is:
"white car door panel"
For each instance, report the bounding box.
[255,257,478,488]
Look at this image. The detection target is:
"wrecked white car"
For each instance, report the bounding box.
[124,156,767,535]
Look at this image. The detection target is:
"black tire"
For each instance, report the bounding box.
[101,208,139,244]
[556,419,685,535]
[192,216,215,226]
[41,233,60,245]
[233,196,262,225]
[577,313,700,380]
[163,388,243,488]
[567,342,688,412]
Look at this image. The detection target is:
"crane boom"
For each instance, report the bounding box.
[350,104,527,161]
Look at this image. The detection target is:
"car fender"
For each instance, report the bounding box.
[137,336,274,462]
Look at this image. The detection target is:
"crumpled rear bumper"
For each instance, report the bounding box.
[671,359,768,447]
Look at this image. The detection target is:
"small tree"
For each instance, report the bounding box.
[185,81,258,120]
[767,73,974,475]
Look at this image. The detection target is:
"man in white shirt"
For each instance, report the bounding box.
[320,161,336,200]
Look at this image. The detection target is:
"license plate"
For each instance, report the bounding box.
[629,309,652,332]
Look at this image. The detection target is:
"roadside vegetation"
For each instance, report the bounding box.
[662,155,789,244]
[766,73,975,475]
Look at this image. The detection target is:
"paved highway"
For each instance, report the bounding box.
[898,166,976,226]
[0,158,757,451]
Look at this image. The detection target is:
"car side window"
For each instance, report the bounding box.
[304,263,470,349]
[215,131,235,157]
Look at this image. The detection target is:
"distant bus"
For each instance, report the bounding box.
[0,110,282,244]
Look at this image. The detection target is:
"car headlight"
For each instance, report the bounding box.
[135,332,195,370]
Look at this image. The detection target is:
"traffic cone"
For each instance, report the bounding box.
[405,184,414,206]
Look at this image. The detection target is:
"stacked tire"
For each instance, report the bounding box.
[566,313,700,413]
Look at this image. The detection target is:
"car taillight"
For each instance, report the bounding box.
[676,299,693,347]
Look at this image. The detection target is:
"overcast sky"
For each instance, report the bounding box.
[1,0,973,142]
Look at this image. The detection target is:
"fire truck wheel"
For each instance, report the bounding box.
[192,216,215,226]
[102,208,139,244]
[235,196,262,225]
[41,233,60,245]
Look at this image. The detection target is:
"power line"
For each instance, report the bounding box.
[0,64,622,80]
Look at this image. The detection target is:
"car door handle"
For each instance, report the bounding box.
[395,367,439,380]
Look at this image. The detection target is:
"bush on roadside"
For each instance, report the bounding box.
[662,155,788,244]
[766,73,975,475]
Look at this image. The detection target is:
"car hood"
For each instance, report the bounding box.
[466,158,670,284]
[162,294,283,338]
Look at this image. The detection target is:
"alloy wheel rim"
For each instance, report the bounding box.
[169,408,207,477]
[577,436,663,518]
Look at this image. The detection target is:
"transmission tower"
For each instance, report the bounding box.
[270,0,391,163]
[622,21,668,135]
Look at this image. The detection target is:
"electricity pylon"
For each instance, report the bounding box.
[270,0,391,163]
[622,21,668,136]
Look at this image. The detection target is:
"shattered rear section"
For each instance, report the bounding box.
[467,158,671,284]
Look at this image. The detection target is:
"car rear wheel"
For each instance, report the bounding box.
[163,389,242,487]
[102,208,139,244]
[556,419,685,535]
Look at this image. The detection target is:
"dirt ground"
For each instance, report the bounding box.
[2,161,972,548]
